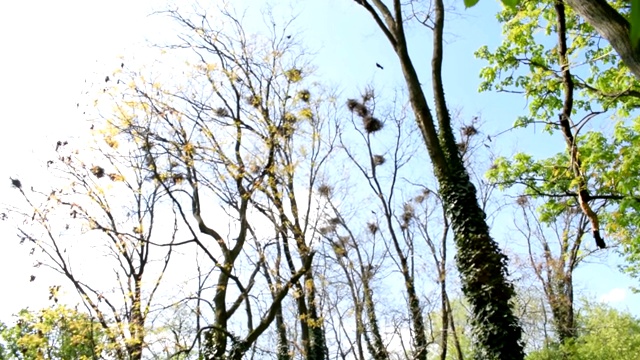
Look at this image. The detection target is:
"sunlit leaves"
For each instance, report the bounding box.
[476,0,638,121]
[527,302,640,360]
[463,0,480,8]
[0,306,106,359]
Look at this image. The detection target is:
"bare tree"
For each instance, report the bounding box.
[7,134,178,360]
[514,197,598,343]
[97,5,339,358]
[313,91,473,360]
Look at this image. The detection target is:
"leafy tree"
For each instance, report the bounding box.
[0,306,106,359]
[349,1,524,358]
[557,0,640,80]
[477,0,640,291]
[467,0,640,80]
[526,301,640,360]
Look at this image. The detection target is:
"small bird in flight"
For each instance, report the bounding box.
[376,63,384,70]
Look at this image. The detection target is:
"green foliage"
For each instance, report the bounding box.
[526,302,640,360]
[477,0,640,284]
[476,0,639,123]
[468,0,640,48]
[487,117,640,263]
[0,306,105,360]
[464,0,480,8]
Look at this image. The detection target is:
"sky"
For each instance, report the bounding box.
[1,0,638,325]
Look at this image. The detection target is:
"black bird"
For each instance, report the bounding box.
[121,62,124,68]
[286,35,291,39]
[10,178,21,189]
[105,75,110,83]
[55,141,62,151]
[376,63,384,69]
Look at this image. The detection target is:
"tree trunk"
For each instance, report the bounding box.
[564,0,640,79]
[439,165,524,360]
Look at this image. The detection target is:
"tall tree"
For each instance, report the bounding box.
[100,6,338,358]
[347,1,524,358]
[477,0,640,293]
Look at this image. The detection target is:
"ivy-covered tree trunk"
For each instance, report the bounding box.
[548,276,576,342]
[351,1,524,358]
[438,160,523,360]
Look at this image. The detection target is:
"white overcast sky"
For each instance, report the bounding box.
[1,0,639,322]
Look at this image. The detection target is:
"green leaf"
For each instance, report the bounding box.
[501,0,519,8]
[632,0,640,49]
[464,0,480,8]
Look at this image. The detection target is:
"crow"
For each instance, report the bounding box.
[10,178,21,189]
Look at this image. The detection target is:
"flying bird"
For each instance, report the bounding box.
[10,178,21,189]
[105,75,110,83]
[376,63,384,70]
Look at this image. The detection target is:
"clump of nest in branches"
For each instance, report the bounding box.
[171,173,185,185]
[347,99,369,118]
[91,166,105,178]
[414,188,431,204]
[362,88,375,103]
[283,113,297,123]
[318,184,332,197]
[285,68,302,83]
[247,95,262,108]
[333,242,347,257]
[372,155,385,166]
[318,225,336,235]
[516,195,528,207]
[461,125,478,137]
[402,203,415,226]
[367,222,379,235]
[108,173,125,182]
[298,89,311,102]
[363,116,383,133]
[215,107,229,117]
[456,142,467,153]
[249,164,261,174]
[347,93,383,133]
[328,217,342,226]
